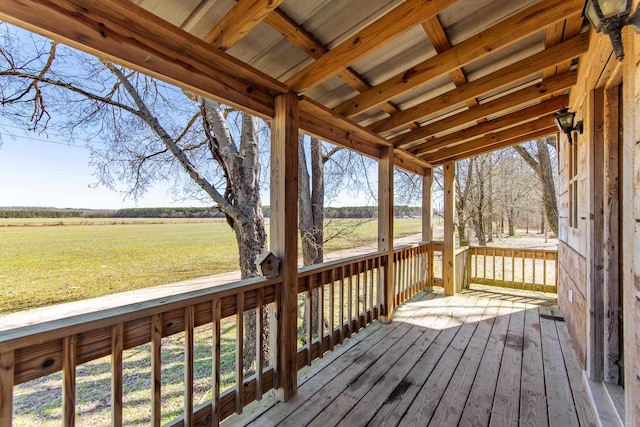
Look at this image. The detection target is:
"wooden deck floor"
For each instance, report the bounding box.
[225,286,597,427]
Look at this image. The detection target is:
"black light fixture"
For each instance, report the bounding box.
[554,108,583,145]
[583,0,640,61]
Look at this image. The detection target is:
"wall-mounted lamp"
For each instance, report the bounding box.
[583,0,640,61]
[554,108,583,145]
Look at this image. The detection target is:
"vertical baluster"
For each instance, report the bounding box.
[355,262,361,331]
[368,258,374,319]
[63,335,76,427]
[347,265,353,338]
[184,306,195,426]
[151,314,162,427]
[339,265,345,344]
[393,252,399,306]
[329,269,335,351]
[492,248,496,284]
[553,251,559,293]
[473,248,478,281]
[255,287,264,401]
[318,273,325,358]
[376,256,382,315]
[543,252,548,291]
[532,251,537,290]
[0,351,14,427]
[521,251,526,289]
[235,293,244,414]
[501,250,505,286]
[482,248,487,281]
[211,299,221,427]
[512,249,516,286]
[306,277,313,365]
[111,323,123,427]
[362,260,369,325]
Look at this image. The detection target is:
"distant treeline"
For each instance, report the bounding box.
[0,205,422,219]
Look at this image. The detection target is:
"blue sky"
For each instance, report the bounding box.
[0,131,198,209]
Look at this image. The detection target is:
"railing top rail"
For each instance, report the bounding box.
[0,275,282,352]
[392,241,431,252]
[297,250,386,277]
[468,245,558,254]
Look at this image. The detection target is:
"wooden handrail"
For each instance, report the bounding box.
[2,245,437,425]
[467,245,558,293]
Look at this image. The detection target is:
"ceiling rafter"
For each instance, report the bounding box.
[203,0,285,50]
[420,16,476,109]
[263,9,401,116]
[370,32,588,140]
[397,70,577,150]
[412,95,568,156]
[422,116,557,163]
[0,0,286,119]
[431,127,558,165]
[285,0,457,93]
[333,0,585,118]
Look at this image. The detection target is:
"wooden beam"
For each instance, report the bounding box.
[271,93,298,401]
[394,148,431,175]
[285,0,457,92]
[394,71,576,149]
[587,88,605,382]
[431,126,558,165]
[334,0,585,117]
[372,33,589,136]
[621,10,639,424]
[203,0,284,50]
[0,0,287,118]
[378,146,395,321]
[543,16,584,80]
[412,95,569,156]
[263,9,401,116]
[0,352,13,427]
[299,113,382,159]
[423,116,556,162]
[422,169,433,242]
[298,96,390,149]
[443,161,455,296]
[421,16,476,110]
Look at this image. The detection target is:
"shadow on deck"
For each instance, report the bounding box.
[225,287,596,427]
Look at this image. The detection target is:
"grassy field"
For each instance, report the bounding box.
[0,217,422,314]
[1,216,422,425]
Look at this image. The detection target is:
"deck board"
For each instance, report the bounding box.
[224,287,597,427]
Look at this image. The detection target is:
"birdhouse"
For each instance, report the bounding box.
[255,251,280,278]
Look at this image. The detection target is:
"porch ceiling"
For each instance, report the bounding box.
[0,0,588,173]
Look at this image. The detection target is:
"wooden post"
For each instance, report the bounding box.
[0,351,14,427]
[443,161,456,295]
[603,86,620,384]
[379,146,394,321]
[271,92,299,401]
[588,88,605,382]
[422,168,433,242]
[622,13,640,426]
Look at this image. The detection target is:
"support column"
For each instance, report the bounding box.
[622,13,640,426]
[422,168,433,242]
[443,161,456,296]
[271,92,298,401]
[379,146,394,321]
[423,168,434,290]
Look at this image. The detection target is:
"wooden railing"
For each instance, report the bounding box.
[0,276,283,426]
[392,242,431,306]
[296,251,387,368]
[455,247,470,292]
[0,244,434,426]
[468,246,558,293]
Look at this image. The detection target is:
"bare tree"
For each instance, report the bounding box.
[512,137,559,236]
[0,25,267,369]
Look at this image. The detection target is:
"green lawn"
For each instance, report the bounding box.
[0,217,422,314]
